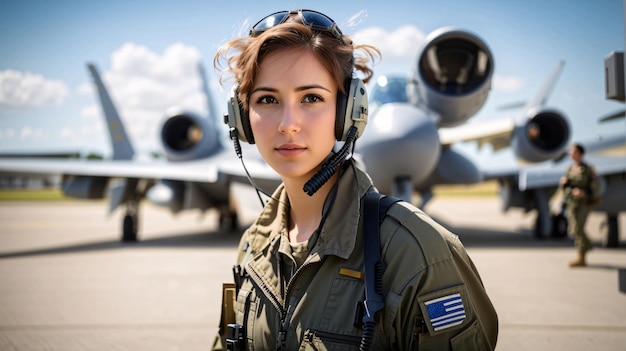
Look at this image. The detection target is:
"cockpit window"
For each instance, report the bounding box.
[369,75,408,105]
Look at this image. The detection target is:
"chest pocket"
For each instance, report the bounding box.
[297,275,364,350]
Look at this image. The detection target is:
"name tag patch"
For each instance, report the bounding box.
[424,293,466,331]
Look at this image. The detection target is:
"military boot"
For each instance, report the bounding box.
[568,250,586,267]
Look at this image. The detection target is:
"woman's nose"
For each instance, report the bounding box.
[278,103,301,134]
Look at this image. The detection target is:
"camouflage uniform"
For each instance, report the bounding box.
[562,162,596,252]
[214,163,498,350]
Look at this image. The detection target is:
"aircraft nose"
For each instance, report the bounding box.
[356,103,440,193]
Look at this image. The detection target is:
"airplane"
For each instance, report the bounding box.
[356,28,573,238]
[0,62,280,242]
[0,26,587,244]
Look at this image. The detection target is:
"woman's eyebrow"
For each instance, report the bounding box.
[295,84,332,93]
[250,86,277,94]
[251,84,332,94]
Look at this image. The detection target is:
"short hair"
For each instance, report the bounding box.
[572,143,585,155]
[214,13,380,112]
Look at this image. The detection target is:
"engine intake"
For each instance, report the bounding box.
[411,27,494,128]
[512,108,570,163]
[160,111,221,161]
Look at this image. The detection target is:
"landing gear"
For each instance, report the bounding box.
[533,215,546,239]
[601,213,620,248]
[534,201,568,239]
[122,213,138,242]
[121,199,139,242]
[551,213,568,238]
[219,210,239,232]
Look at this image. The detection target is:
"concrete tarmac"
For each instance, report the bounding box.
[0,197,624,350]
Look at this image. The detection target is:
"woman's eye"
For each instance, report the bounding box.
[302,94,324,103]
[256,96,277,104]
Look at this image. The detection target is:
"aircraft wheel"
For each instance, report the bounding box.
[229,212,239,232]
[122,214,138,242]
[533,215,544,239]
[602,214,620,248]
[219,211,239,232]
[550,214,568,239]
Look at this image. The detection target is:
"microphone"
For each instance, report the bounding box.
[303,126,358,196]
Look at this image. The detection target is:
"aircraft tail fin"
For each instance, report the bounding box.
[197,62,223,144]
[87,63,135,160]
[522,60,566,113]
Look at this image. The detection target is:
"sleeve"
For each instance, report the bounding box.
[379,204,498,351]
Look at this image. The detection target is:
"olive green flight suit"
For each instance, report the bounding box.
[562,162,597,252]
[214,163,498,350]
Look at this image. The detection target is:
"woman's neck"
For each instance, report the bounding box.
[282,173,338,244]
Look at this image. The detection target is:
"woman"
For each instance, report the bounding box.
[560,143,598,267]
[213,9,498,350]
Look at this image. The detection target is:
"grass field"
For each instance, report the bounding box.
[0,188,70,201]
[0,181,499,201]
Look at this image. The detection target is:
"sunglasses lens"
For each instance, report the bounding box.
[250,10,343,42]
[252,11,288,33]
[300,11,334,28]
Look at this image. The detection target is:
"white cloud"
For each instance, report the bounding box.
[0,128,15,140]
[0,70,69,108]
[493,74,525,93]
[19,126,45,140]
[353,25,426,71]
[87,42,207,152]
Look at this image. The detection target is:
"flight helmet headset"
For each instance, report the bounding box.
[224,9,369,144]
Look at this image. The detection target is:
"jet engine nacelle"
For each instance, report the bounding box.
[160,111,221,162]
[410,27,494,128]
[511,108,570,163]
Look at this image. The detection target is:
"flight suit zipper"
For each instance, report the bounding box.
[246,236,324,351]
[277,255,323,350]
[410,315,428,351]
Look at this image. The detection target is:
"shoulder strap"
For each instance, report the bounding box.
[362,192,401,342]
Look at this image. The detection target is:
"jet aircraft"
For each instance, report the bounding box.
[0,63,279,242]
[356,28,574,238]
[0,26,590,243]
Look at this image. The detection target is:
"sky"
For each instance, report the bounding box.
[0,0,624,161]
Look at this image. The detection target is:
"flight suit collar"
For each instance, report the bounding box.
[245,161,374,261]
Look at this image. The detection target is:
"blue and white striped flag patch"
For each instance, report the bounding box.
[424,293,466,331]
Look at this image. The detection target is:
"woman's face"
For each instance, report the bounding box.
[249,48,337,182]
[569,145,582,163]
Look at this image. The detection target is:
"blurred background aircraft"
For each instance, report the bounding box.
[0,0,624,245]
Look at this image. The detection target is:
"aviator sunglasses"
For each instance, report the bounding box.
[249,9,344,44]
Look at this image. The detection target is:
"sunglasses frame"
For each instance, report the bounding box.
[249,9,344,44]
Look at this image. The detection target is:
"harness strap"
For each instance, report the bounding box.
[361,191,401,350]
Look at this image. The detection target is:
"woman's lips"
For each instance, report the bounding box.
[276,144,306,157]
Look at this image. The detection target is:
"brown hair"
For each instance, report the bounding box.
[572,143,585,155]
[214,16,380,112]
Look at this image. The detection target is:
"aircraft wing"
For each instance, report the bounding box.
[520,154,626,191]
[0,151,279,184]
[439,61,567,152]
[439,118,515,151]
[0,157,219,182]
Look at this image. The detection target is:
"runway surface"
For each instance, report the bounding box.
[0,197,624,350]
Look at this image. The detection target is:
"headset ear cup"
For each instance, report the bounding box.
[336,78,368,141]
[335,79,350,141]
[226,86,255,144]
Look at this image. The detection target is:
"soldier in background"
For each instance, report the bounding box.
[560,143,599,267]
